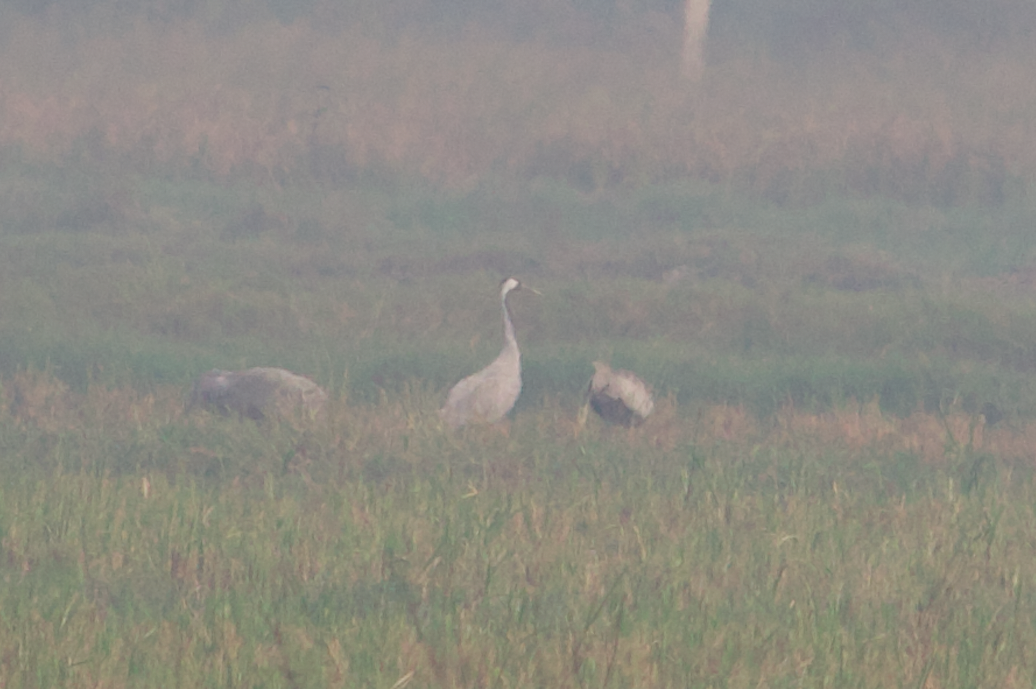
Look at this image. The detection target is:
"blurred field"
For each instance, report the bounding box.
[0,0,1035,201]
[3,1,1036,686]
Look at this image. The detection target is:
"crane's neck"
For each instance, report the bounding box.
[501,290,519,359]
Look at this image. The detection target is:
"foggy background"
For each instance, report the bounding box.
[0,0,1033,205]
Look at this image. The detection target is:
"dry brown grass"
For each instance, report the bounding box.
[4,371,1034,468]
[0,15,1033,194]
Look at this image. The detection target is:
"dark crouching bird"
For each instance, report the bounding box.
[188,367,328,421]
[440,277,539,429]
[583,361,654,427]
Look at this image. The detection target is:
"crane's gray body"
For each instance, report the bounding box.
[440,341,521,429]
[440,277,529,429]
[586,361,654,427]
[188,367,327,421]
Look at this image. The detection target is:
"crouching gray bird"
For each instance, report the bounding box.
[580,361,654,428]
[188,367,327,421]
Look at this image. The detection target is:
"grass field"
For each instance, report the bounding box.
[2,158,1036,687]
[3,3,1036,685]
[2,384,1034,688]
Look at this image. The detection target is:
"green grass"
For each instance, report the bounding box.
[0,386,1034,687]
[5,162,1036,414]
[3,6,1036,683]
[4,157,1036,685]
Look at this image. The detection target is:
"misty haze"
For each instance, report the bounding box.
[1,0,1036,686]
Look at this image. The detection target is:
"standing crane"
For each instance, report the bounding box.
[440,277,538,429]
[582,361,654,427]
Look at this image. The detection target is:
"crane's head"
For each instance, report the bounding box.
[500,276,522,295]
[499,277,541,297]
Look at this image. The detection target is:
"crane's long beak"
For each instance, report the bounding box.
[525,286,543,296]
